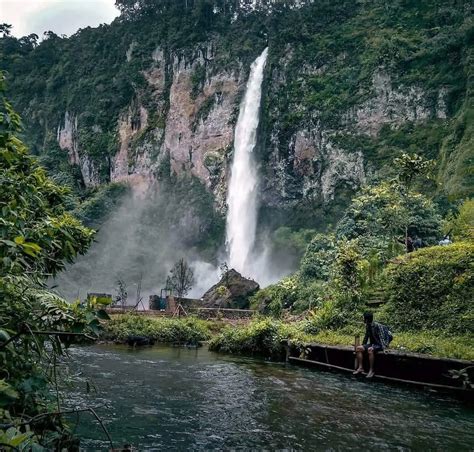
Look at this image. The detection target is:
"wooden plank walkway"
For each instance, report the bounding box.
[285,341,474,398]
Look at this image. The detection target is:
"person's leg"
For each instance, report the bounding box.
[353,345,365,374]
[366,347,375,378]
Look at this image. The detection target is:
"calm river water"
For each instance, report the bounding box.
[63,344,474,451]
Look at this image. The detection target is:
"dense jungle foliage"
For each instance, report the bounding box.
[0,0,472,243]
[246,151,473,353]
[0,77,111,450]
[0,1,473,448]
[0,0,472,343]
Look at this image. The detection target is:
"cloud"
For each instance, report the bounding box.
[1,0,119,38]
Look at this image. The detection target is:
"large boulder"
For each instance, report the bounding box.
[201,269,259,309]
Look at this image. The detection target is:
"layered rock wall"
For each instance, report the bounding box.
[55,44,450,216]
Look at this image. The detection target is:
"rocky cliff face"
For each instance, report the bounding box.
[3,0,471,240]
[54,47,448,215]
[55,42,244,210]
[261,66,448,210]
[57,111,101,187]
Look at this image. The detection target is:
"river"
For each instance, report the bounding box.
[62,344,474,451]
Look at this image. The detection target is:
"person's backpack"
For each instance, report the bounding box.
[375,322,393,348]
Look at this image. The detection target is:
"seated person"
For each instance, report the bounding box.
[353,312,392,378]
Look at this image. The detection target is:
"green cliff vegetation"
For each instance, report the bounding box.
[0,0,472,242]
[0,1,473,448]
[232,153,473,359]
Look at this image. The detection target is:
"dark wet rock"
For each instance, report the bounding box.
[201,269,259,309]
[126,335,154,346]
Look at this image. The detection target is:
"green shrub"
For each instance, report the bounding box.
[380,243,474,334]
[209,318,307,359]
[443,198,474,242]
[303,299,345,333]
[300,234,336,281]
[250,276,299,317]
[291,280,325,313]
[104,314,211,344]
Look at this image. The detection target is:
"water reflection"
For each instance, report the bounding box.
[62,345,474,451]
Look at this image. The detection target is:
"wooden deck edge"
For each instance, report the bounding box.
[288,357,471,393]
[293,342,474,366]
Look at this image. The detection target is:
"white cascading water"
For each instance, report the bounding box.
[226,47,268,276]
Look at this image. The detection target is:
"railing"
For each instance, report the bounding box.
[188,307,257,319]
[105,307,172,316]
[106,306,257,319]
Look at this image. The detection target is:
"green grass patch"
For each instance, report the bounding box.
[208,318,474,361]
[104,313,212,345]
[301,329,474,361]
[208,318,312,359]
[103,315,473,361]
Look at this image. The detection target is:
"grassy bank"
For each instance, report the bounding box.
[103,314,213,345]
[209,318,474,361]
[301,329,474,361]
[103,314,474,361]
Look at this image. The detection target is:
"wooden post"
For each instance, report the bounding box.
[283,340,290,362]
[354,334,360,370]
[167,296,176,314]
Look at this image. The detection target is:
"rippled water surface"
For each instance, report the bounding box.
[63,344,474,451]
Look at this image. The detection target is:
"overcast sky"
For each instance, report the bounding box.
[1,0,120,38]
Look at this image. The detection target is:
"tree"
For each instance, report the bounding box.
[167,258,195,297]
[300,233,336,281]
[115,278,128,307]
[393,153,435,251]
[0,23,12,37]
[393,152,434,191]
[336,181,442,259]
[0,74,103,448]
[18,33,39,49]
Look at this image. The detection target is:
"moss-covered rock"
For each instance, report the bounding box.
[202,269,259,309]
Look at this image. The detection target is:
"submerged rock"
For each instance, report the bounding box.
[201,269,259,309]
[126,335,155,347]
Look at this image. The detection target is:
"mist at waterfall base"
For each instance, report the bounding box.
[55,48,293,301]
[54,189,293,302]
[54,189,223,302]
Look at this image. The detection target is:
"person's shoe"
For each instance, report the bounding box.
[366,371,375,378]
[353,368,364,375]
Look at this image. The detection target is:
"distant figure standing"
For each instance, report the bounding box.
[353,312,393,378]
[412,235,423,250]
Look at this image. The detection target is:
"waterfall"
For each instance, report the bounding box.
[226,47,268,276]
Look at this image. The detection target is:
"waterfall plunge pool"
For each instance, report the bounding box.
[63,344,474,451]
